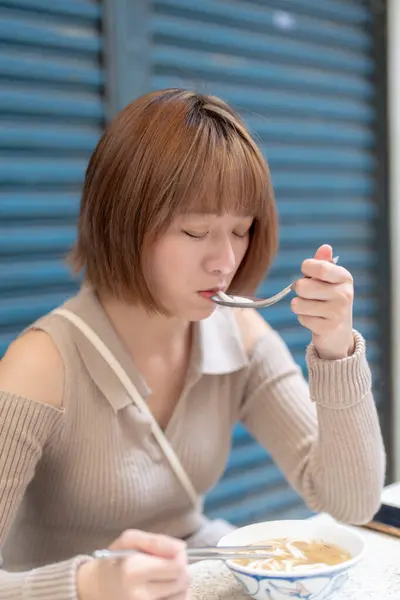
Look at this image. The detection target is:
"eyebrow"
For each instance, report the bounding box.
[180,212,213,218]
[180,212,253,220]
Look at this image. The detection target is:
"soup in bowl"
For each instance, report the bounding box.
[217,520,366,600]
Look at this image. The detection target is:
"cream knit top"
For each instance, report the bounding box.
[0,285,386,599]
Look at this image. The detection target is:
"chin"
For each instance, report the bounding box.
[194,307,217,321]
[181,303,217,322]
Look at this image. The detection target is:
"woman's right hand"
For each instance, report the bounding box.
[77,529,190,600]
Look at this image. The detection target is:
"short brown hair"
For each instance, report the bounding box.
[69,89,278,311]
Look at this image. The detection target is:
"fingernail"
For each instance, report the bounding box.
[332,256,339,264]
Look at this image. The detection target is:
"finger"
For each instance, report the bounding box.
[294,278,337,300]
[111,530,186,559]
[301,259,353,284]
[296,315,336,335]
[122,553,186,583]
[147,573,190,598]
[291,297,333,319]
[313,244,333,262]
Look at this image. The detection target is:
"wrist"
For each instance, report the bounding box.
[77,559,97,600]
[307,330,371,406]
[314,332,355,361]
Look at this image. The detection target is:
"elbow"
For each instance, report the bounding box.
[318,494,381,526]
[326,481,385,526]
[300,440,386,525]
[337,497,381,526]
[344,455,387,525]
[327,447,386,526]
[308,472,385,526]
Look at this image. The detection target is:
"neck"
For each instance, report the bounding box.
[99,295,191,358]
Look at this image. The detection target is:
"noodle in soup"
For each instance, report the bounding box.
[234,538,352,573]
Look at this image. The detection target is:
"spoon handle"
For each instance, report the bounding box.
[211,256,339,309]
[93,545,272,561]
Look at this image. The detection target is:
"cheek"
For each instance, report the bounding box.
[162,247,195,273]
[235,238,250,265]
[151,240,196,285]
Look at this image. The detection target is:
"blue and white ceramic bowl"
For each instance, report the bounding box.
[218,519,365,600]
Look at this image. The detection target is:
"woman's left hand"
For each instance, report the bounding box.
[291,244,355,360]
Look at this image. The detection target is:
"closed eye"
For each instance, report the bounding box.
[182,230,208,239]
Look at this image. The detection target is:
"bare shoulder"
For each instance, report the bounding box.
[0,329,64,409]
[232,308,272,357]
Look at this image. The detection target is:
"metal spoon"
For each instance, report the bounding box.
[211,257,339,309]
[93,545,273,562]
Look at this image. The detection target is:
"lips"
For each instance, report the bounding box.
[198,288,225,299]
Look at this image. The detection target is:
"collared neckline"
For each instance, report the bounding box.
[59,285,249,412]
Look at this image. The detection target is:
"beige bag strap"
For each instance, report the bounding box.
[52,308,198,508]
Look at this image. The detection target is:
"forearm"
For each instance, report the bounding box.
[303,330,386,523]
[301,389,385,522]
[0,556,90,600]
[240,330,386,524]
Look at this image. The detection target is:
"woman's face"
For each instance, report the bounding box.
[149,213,253,320]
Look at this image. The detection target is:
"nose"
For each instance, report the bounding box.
[204,236,237,276]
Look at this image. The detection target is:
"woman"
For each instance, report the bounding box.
[0,89,385,600]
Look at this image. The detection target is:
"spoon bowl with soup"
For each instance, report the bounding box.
[217,519,365,600]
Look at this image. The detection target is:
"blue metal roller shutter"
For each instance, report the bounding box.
[151,0,382,525]
[0,0,104,356]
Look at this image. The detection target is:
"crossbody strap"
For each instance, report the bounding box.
[52,308,198,508]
